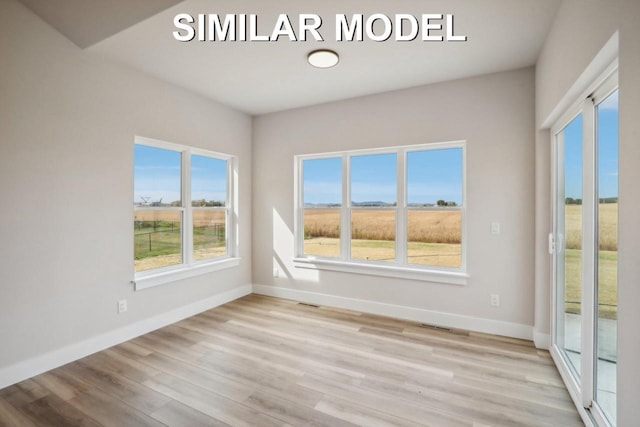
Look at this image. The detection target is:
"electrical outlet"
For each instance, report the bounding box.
[118,299,127,313]
[273,267,280,278]
[490,294,500,307]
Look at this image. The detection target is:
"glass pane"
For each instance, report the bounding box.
[351,210,395,262]
[555,113,583,381]
[134,210,182,272]
[351,153,397,206]
[303,158,342,207]
[408,210,461,268]
[193,210,227,261]
[134,145,181,207]
[407,148,463,207]
[596,89,618,426]
[303,209,340,258]
[192,155,227,207]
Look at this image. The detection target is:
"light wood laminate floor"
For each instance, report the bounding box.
[0,294,583,426]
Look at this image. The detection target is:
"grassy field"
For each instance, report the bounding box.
[134,210,226,272]
[563,203,618,319]
[304,237,462,267]
[303,209,461,267]
[563,249,617,319]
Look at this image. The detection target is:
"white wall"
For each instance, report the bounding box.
[617,2,640,423]
[253,68,536,336]
[0,0,252,380]
[535,0,640,424]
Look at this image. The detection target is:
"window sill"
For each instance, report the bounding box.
[292,258,468,285]
[134,257,241,291]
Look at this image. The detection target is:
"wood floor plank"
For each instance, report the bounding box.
[242,390,357,427]
[0,295,583,426]
[142,372,283,427]
[32,371,86,402]
[21,393,102,427]
[62,360,171,415]
[298,372,472,427]
[66,385,166,427]
[0,379,49,408]
[130,351,255,402]
[0,396,39,427]
[151,399,231,427]
[314,395,426,427]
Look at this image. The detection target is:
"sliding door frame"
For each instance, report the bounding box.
[550,62,618,427]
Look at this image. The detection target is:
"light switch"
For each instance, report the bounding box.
[491,222,501,235]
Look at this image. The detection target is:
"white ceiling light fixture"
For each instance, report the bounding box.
[307,49,339,68]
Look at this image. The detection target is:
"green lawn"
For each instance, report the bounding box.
[304,238,461,268]
[134,221,225,263]
[564,249,618,319]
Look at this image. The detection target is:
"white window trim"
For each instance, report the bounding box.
[133,136,239,291]
[294,140,467,285]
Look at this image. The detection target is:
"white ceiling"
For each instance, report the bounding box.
[18,0,182,48]
[34,0,562,115]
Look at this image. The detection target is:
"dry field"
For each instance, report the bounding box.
[304,209,461,244]
[565,203,617,250]
[134,209,225,225]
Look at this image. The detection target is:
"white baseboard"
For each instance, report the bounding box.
[0,284,252,390]
[252,284,533,341]
[533,331,551,349]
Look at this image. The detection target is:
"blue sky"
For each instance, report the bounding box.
[134,145,227,204]
[564,90,618,200]
[191,155,227,204]
[303,157,342,205]
[597,91,619,199]
[407,149,462,205]
[303,148,463,206]
[563,114,583,199]
[351,153,397,204]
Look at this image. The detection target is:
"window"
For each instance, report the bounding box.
[302,157,342,258]
[407,148,463,268]
[295,141,466,284]
[134,137,237,289]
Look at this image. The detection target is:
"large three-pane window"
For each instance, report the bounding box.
[296,142,465,275]
[134,137,234,277]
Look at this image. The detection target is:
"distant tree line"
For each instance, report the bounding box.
[566,197,618,205]
[191,199,225,207]
[436,200,458,207]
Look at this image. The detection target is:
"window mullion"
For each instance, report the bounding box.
[341,153,350,261]
[396,149,407,266]
[183,151,193,265]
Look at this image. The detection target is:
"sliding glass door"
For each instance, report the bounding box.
[594,88,618,426]
[554,113,584,382]
[552,70,618,427]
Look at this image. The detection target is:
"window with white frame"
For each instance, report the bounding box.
[133,137,236,282]
[295,141,466,281]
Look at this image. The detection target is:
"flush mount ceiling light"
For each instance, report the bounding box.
[307,49,339,68]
